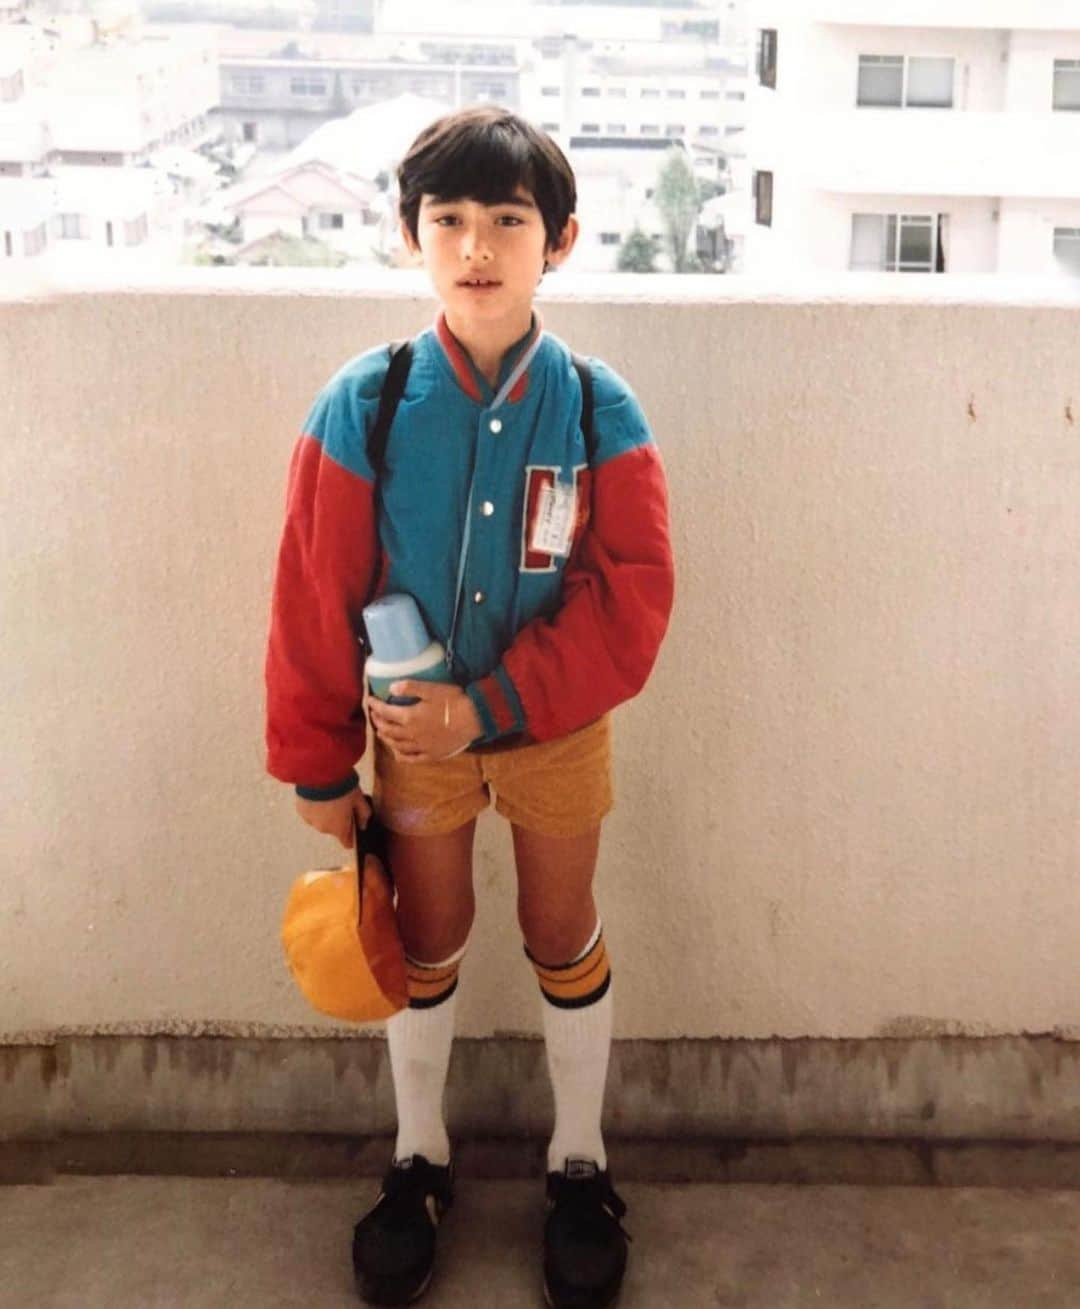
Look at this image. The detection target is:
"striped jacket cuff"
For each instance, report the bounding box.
[465,666,526,743]
[295,770,359,802]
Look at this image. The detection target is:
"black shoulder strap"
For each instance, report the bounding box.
[367,339,414,478]
[570,352,595,466]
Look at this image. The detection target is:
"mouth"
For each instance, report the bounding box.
[457,277,501,289]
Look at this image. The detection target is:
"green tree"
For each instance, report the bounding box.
[654,147,701,273]
[616,226,659,273]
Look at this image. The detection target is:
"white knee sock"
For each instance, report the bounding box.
[385,937,468,1167]
[531,919,613,1174]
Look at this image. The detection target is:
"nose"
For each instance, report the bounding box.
[461,225,493,263]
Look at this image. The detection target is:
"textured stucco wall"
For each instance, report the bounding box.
[3,276,1079,1045]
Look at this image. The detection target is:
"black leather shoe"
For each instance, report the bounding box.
[352,1155,454,1306]
[543,1158,631,1309]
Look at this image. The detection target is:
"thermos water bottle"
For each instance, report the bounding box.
[362,594,454,705]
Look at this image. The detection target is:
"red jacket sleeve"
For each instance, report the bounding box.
[468,396,674,743]
[264,362,385,793]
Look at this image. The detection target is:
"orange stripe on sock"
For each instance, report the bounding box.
[405,958,460,1007]
[530,939,610,1005]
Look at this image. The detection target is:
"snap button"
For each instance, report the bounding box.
[480,501,495,517]
[489,418,502,434]
[473,590,485,604]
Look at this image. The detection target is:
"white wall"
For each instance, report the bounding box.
[1005,29,1080,111]
[998,198,1080,275]
[4,278,1080,1046]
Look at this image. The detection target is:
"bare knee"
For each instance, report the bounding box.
[518,894,597,966]
[389,822,476,963]
[399,898,474,964]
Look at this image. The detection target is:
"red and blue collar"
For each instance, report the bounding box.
[434,310,543,406]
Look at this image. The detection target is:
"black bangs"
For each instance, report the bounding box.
[397,107,576,250]
[427,122,539,211]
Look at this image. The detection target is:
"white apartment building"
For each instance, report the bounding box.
[745,0,1080,277]
[0,15,219,261]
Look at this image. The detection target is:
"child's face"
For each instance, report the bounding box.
[402,186,577,334]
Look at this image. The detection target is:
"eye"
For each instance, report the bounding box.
[433,214,460,227]
[495,214,524,226]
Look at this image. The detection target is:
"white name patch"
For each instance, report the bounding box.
[529,480,577,558]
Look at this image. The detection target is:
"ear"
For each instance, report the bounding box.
[544,214,579,271]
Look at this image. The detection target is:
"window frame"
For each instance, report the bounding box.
[1052,226,1080,273]
[1052,59,1080,111]
[857,54,955,109]
[757,29,778,90]
[850,212,944,272]
[754,170,773,226]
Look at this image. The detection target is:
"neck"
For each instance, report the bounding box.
[443,307,534,387]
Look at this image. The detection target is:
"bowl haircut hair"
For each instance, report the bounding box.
[397,106,577,253]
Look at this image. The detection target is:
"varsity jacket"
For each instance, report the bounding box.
[264,312,674,799]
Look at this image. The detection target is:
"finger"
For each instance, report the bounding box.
[369,701,413,726]
[389,680,429,701]
[375,723,415,748]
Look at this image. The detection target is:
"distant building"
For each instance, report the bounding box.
[0,16,218,262]
[219,157,376,250]
[216,42,520,149]
[746,0,1080,276]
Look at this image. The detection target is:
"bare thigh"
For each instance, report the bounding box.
[389,819,477,963]
[512,823,601,964]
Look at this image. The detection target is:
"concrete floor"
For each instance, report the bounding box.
[3,1176,1080,1308]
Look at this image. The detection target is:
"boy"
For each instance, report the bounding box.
[265,106,674,1308]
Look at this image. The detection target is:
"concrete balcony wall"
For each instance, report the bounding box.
[3,273,1080,1146]
[4,271,1079,1041]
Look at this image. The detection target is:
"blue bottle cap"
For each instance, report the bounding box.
[362,594,431,663]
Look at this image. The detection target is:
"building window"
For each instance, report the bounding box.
[541,121,560,132]
[4,230,12,257]
[318,213,345,230]
[757,29,778,89]
[23,222,46,257]
[606,123,627,134]
[608,87,628,99]
[699,125,720,137]
[701,89,720,100]
[726,89,746,101]
[1053,60,1080,111]
[582,86,601,97]
[581,123,600,133]
[541,86,560,97]
[599,232,620,246]
[667,89,687,99]
[850,213,944,272]
[124,214,148,246]
[472,81,509,101]
[857,55,954,109]
[242,121,257,143]
[230,74,265,95]
[665,124,685,137]
[641,123,660,135]
[290,76,327,97]
[1053,227,1080,273]
[57,213,87,239]
[754,170,773,226]
[641,87,661,100]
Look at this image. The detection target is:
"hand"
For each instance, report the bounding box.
[368,682,483,763]
[294,789,371,849]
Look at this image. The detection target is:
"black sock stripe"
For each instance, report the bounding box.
[407,976,459,1010]
[539,970,611,1010]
